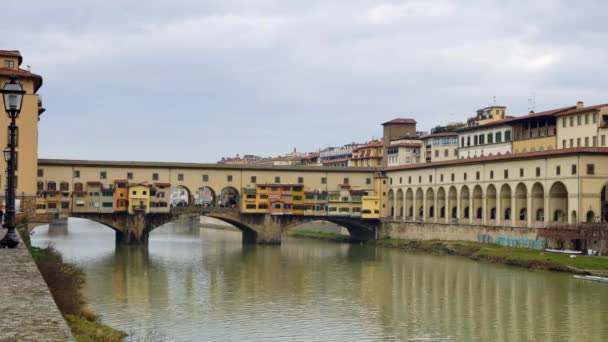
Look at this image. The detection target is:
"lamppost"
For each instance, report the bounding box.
[0,77,25,248]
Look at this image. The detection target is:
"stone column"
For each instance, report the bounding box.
[469,194,473,224]
[496,195,502,226]
[393,194,397,220]
[402,191,406,221]
[413,195,417,222]
[527,190,533,228]
[511,195,517,227]
[482,195,487,225]
[544,195,550,226]
[456,189,461,221]
[422,192,426,221]
[434,192,439,223]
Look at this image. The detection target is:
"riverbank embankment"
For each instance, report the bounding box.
[371,238,608,276]
[19,226,126,342]
[287,229,608,276]
[0,234,74,341]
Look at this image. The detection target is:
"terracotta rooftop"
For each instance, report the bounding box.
[457,105,576,132]
[420,131,459,139]
[301,153,320,160]
[257,183,303,187]
[385,147,608,171]
[0,67,43,92]
[38,158,376,172]
[354,140,383,151]
[382,118,417,125]
[555,104,608,116]
[0,50,22,65]
[321,157,351,164]
[389,142,422,148]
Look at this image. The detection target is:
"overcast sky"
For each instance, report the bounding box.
[2,0,607,162]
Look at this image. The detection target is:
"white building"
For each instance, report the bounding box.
[386,138,422,166]
[319,143,361,167]
[420,132,459,163]
[457,123,513,159]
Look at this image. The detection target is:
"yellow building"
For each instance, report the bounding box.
[555,101,608,149]
[350,140,383,167]
[361,195,380,219]
[303,190,328,216]
[241,186,260,213]
[150,183,170,213]
[467,106,507,127]
[292,185,305,215]
[128,184,150,214]
[1,50,44,214]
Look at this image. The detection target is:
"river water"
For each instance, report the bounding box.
[31,219,608,342]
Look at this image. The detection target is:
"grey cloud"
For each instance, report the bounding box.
[1,0,607,162]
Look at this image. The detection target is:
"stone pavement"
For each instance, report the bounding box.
[0,241,74,342]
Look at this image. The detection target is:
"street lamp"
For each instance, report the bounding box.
[0,77,25,248]
[3,147,10,162]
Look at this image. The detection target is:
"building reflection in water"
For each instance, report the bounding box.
[31,219,608,341]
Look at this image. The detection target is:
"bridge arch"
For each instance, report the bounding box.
[171,185,192,207]
[196,186,216,207]
[220,186,240,208]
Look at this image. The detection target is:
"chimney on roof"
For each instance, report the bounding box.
[576,101,584,109]
[529,110,534,115]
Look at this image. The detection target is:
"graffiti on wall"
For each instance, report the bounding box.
[477,234,545,249]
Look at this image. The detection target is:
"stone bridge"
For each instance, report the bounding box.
[33,207,380,245]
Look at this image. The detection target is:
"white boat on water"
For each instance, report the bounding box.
[573,275,608,283]
[544,248,582,255]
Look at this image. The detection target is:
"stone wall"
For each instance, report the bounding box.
[379,220,546,249]
[0,243,74,341]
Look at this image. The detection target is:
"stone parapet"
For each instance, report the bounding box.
[0,242,74,341]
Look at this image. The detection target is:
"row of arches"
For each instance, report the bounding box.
[171,186,240,208]
[387,182,573,226]
[37,181,242,209]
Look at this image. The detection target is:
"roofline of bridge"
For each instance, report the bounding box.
[37,158,379,173]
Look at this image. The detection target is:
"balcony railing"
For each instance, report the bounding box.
[132,205,147,212]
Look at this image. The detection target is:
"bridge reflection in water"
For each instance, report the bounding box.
[31,220,608,342]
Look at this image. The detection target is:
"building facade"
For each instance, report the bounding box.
[319,144,360,167]
[350,140,383,167]
[421,132,459,163]
[386,139,422,166]
[0,50,44,214]
[555,102,608,150]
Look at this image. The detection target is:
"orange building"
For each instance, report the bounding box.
[350,140,384,167]
[113,180,129,212]
[267,184,295,215]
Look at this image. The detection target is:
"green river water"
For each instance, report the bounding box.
[31,218,608,341]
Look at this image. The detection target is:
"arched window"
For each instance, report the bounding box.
[47,181,56,191]
[60,182,69,191]
[74,182,83,192]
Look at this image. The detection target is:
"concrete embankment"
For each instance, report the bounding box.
[0,242,74,341]
[289,220,608,276]
[379,220,544,249]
